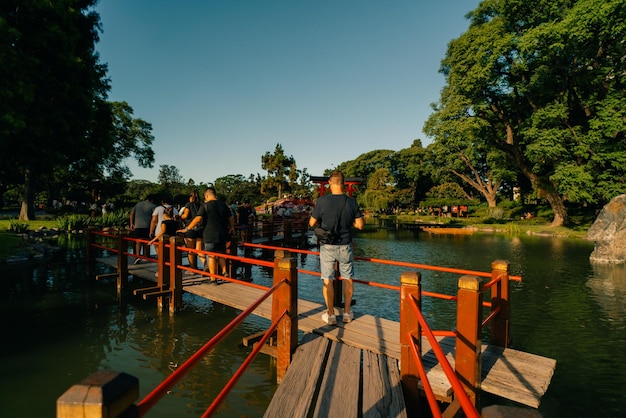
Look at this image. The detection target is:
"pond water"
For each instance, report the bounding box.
[1,223,625,417]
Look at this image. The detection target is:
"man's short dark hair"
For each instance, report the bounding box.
[329,170,345,185]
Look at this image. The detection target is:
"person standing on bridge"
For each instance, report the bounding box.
[180,187,235,283]
[309,170,364,325]
[129,193,156,263]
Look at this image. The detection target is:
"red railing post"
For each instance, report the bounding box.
[400,271,421,415]
[87,228,96,279]
[455,275,483,408]
[490,260,511,347]
[169,236,184,314]
[156,237,168,310]
[272,250,298,383]
[117,231,129,294]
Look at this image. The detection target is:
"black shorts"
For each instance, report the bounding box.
[133,228,150,239]
[185,229,203,239]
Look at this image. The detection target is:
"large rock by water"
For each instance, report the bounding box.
[586,194,626,264]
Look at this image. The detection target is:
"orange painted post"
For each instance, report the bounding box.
[455,275,483,408]
[490,260,511,347]
[117,231,129,294]
[272,250,298,383]
[87,229,96,279]
[57,370,139,418]
[156,237,168,310]
[169,236,184,314]
[400,271,421,415]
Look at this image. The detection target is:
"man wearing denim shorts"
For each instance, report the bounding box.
[309,171,364,325]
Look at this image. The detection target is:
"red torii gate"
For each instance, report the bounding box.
[310,176,364,197]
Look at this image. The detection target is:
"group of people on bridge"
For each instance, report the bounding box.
[130,170,364,326]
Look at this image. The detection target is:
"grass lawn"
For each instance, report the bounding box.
[0,219,61,262]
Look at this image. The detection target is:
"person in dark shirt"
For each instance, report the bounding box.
[309,170,364,325]
[181,187,235,283]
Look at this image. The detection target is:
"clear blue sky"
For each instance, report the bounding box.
[95,0,479,184]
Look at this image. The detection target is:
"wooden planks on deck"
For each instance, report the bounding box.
[264,333,406,418]
[97,256,556,409]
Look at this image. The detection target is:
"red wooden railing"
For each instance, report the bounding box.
[60,228,518,417]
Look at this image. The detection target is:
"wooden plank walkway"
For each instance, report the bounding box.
[98,256,556,409]
[264,333,406,418]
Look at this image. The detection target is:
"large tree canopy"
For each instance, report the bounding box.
[427,0,626,226]
[0,1,154,219]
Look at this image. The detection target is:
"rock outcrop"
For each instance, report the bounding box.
[586,195,626,264]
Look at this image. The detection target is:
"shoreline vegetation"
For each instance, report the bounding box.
[0,209,593,263]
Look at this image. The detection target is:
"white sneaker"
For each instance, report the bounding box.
[343,311,354,323]
[321,312,337,325]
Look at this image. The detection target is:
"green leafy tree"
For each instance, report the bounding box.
[428,0,626,226]
[335,149,395,184]
[392,140,434,207]
[158,165,183,190]
[0,2,155,219]
[214,174,261,205]
[261,143,296,199]
[362,167,395,212]
[424,93,515,208]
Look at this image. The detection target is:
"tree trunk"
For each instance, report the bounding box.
[18,168,35,221]
[533,174,569,227]
[502,142,569,227]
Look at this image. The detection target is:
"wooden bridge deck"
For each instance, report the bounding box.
[97,256,556,411]
[264,333,406,417]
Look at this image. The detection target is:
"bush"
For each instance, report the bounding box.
[57,215,92,231]
[93,210,130,229]
[8,219,30,233]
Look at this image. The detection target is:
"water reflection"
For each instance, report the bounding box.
[587,263,626,325]
[2,228,626,417]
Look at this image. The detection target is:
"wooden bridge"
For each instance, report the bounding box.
[58,230,556,417]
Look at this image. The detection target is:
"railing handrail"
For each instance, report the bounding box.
[408,294,480,418]
[82,228,514,416]
[136,276,289,416]
[202,308,288,417]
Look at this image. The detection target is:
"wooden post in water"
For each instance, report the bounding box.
[399,271,421,415]
[169,236,184,314]
[268,218,275,244]
[57,370,139,418]
[299,217,308,247]
[117,231,129,294]
[283,219,292,246]
[455,275,483,409]
[273,250,298,383]
[490,260,511,347]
